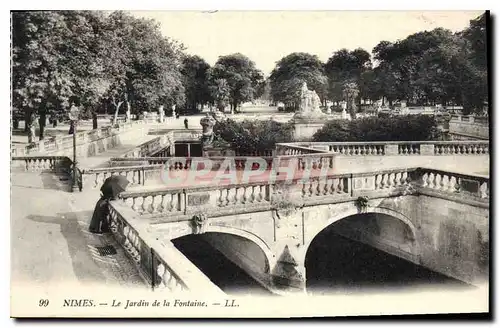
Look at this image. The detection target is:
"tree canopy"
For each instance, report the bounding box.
[207,53,265,112]
[269,52,328,109]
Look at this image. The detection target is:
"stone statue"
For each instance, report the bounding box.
[158,105,164,123]
[171,104,176,118]
[295,82,325,119]
[200,113,216,148]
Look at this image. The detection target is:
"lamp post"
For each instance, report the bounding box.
[69,106,80,192]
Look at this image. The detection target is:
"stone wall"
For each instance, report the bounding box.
[449,118,489,140]
[332,155,489,174]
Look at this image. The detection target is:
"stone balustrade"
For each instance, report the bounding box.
[450,114,489,125]
[115,166,489,220]
[11,155,73,173]
[121,133,174,158]
[448,115,489,140]
[81,164,164,189]
[11,120,148,157]
[414,168,489,201]
[275,143,329,156]
[279,141,489,156]
[235,150,275,157]
[116,167,421,218]
[108,203,224,293]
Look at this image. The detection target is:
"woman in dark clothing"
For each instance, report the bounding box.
[88,194,112,234]
[89,175,129,234]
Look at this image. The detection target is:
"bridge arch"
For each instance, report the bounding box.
[303,204,421,264]
[170,225,275,274]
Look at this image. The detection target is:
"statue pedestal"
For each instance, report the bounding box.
[291,114,327,141]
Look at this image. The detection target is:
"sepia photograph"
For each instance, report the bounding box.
[9,8,490,319]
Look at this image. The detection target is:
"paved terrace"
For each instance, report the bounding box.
[11,120,192,290]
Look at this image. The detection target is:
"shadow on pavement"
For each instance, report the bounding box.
[26,211,106,285]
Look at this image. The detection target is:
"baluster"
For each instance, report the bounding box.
[123,226,132,250]
[379,174,386,189]
[427,173,435,189]
[434,174,442,191]
[479,182,488,198]
[255,185,263,202]
[316,179,323,196]
[167,272,177,291]
[441,175,450,191]
[337,178,344,194]
[144,196,154,213]
[394,172,402,186]
[324,178,332,195]
[374,174,381,189]
[156,263,167,289]
[383,174,390,188]
[217,189,224,207]
[308,181,314,196]
[401,171,408,185]
[249,186,256,203]
[170,193,179,211]
[151,195,161,214]
[420,173,428,187]
[131,197,139,212]
[226,187,235,205]
[454,176,461,193]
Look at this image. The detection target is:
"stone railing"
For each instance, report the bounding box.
[109,154,339,173]
[11,120,148,157]
[121,133,174,158]
[115,166,489,220]
[11,155,76,191]
[413,168,489,202]
[81,164,164,189]
[275,143,329,156]
[234,150,275,157]
[116,167,419,218]
[449,115,489,140]
[281,141,489,156]
[11,155,73,173]
[107,202,224,293]
[450,114,489,125]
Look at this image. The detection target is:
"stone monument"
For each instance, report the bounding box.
[291,82,327,140]
[158,105,164,123]
[200,113,216,149]
[172,104,176,118]
[294,82,325,119]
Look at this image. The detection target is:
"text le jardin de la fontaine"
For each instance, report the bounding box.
[63,299,239,309]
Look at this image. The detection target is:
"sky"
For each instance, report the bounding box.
[130,11,483,75]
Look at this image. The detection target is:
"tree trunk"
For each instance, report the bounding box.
[112,102,123,126]
[68,121,74,135]
[92,111,98,129]
[24,110,31,132]
[38,113,46,141]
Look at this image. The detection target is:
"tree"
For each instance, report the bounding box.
[209,79,230,111]
[181,55,211,113]
[104,11,186,124]
[342,82,360,119]
[214,118,294,154]
[325,48,371,106]
[12,11,110,138]
[269,52,328,109]
[208,53,264,112]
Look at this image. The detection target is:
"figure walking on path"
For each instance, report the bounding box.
[184,118,189,129]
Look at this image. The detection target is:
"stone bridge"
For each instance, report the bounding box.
[11,126,490,296]
[109,166,489,294]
